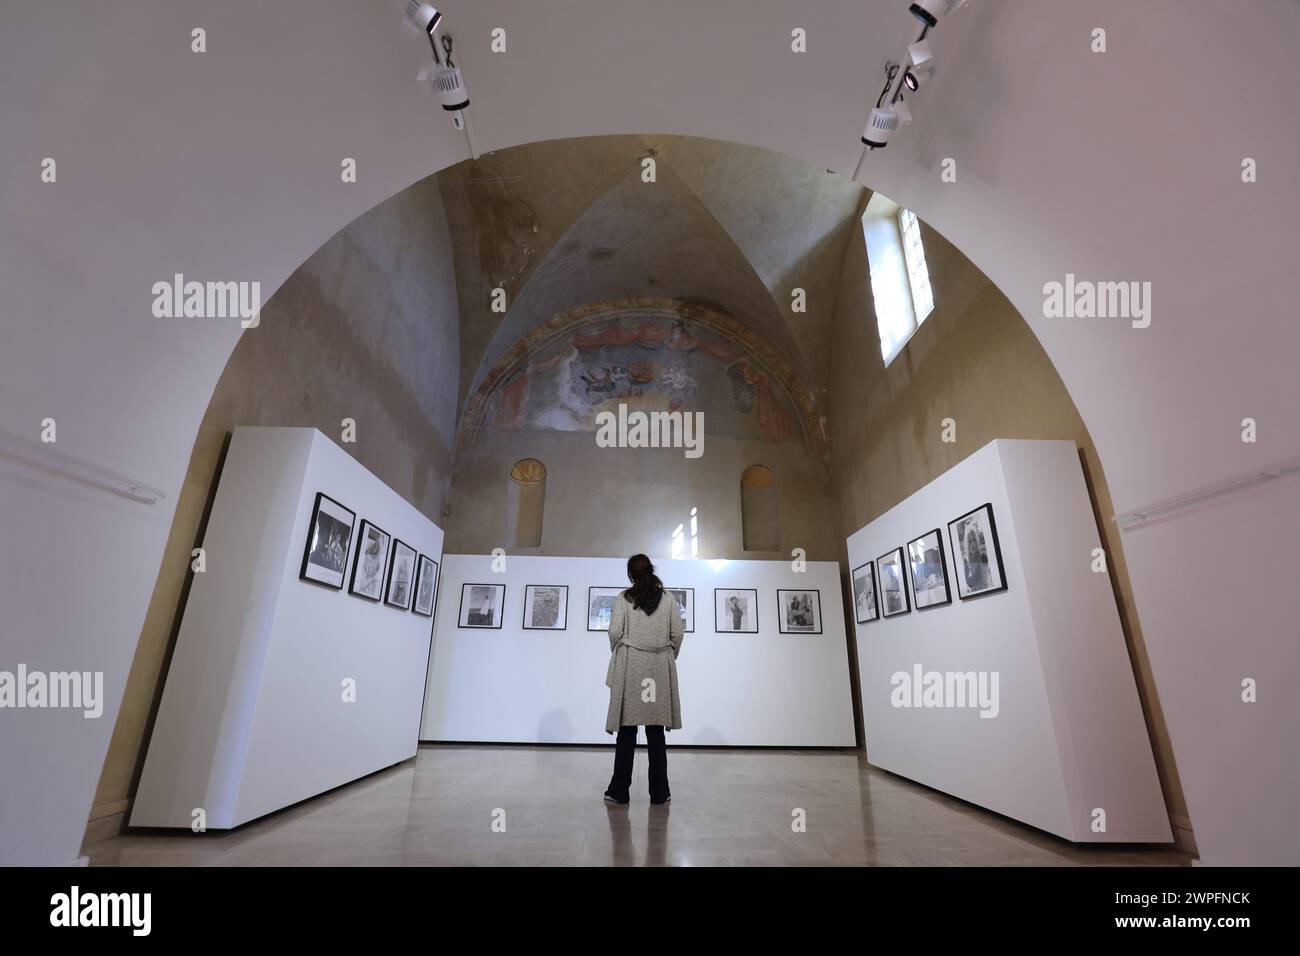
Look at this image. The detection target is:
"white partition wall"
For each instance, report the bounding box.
[131,427,443,829]
[847,440,1171,843]
[422,556,856,747]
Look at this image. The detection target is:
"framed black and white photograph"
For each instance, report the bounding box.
[907,528,952,610]
[666,587,695,633]
[587,586,623,631]
[523,584,569,630]
[948,503,1008,600]
[384,538,417,610]
[777,588,822,634]
[348,519,391,602]
[299,492,356,590]
[851,562,878,624]
[458,583,505,629]
[714,588,759,633]
[877,548,910,618]
[412,554,438,617]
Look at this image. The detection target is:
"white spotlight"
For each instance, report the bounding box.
[418,60,470,113]
[402,2,442,38]
[862,106,902,149]
[909,0,968,29]
[903,63,936,92]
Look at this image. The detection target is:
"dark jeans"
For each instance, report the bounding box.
[607,725,669,802]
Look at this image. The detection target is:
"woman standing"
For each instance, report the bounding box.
[603,554,685,805]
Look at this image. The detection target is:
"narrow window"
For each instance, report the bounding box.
[898,207,934,324]
[862,194,937,366]
[507,458,546,548]
[740,465,779,552]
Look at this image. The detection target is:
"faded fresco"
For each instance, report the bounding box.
[487,315,797,441]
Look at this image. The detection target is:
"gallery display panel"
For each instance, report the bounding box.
[846,439,1171,844]
[131,427,444,830]
[422,555,856,747]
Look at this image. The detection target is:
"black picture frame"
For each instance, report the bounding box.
[298,492,356,590]
[665,587,695,633]
[714,588,759,633]
[851,561,879,624]
[947,502,1009,600]
[522,584,569,630]
[587,586,623,632]
[348,518,391,602]
[411,554,439,617]
[458,582,505,629]
[384,538,417,610]
[907,528,952,610]
[776,588,823,634]
[877,547,911,618]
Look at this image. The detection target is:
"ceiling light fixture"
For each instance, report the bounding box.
[903,63,936,92]
[404,5,471,136]
[402,2,443,44]
[909,0,968,29]
[902,38,935,91]
[862,106,902,149]
[418,35,470,127]
[855,0,971,167]
[862,61,901,151]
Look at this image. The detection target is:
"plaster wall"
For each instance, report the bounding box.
[445,430,839,562]
[828,219,1192,847]
[88,180,461,832]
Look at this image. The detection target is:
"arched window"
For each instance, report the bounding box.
[740,465,779,552]
[507,458,546,548]
[862,193,936,366]
[898,207,934,323]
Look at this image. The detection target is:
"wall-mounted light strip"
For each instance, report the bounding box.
[0,429,166,505]
[1113,455,1300,531]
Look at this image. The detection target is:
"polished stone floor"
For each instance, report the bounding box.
[87,745,1190,866]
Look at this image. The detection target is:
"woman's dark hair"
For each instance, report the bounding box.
[624,553,664,614]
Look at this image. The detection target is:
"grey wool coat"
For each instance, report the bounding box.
[605,592,685,734]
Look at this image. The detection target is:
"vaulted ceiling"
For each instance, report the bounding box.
[436,135,869,436]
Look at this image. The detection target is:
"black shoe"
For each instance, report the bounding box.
[650,795,671,806]
[604,790,629,805]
